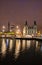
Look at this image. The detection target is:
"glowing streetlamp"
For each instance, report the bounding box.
[2,25,6,32]
[15,25,22,37]
[10,29,12,32]
[38,31,41,36]
[16,25,19,29]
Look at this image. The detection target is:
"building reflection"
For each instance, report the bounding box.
[27,40,31,49]
[9,39,13,51]
[22,40,26,51]
[1,39,6,56]
[0,38,42,59]
[14,40,21,59]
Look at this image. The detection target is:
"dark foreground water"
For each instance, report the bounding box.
[0,38,42,65]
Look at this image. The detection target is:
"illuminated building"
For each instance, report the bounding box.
[15,26,22,37]
[23,21,28,36]
[10,25,15,32]
[23,20,37,36]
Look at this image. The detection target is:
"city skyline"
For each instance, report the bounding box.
[0,0,42,32]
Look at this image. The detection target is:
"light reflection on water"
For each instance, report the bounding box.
[36,41,38,48]
[22,40,26,51]
[27,40,31,49]
[0,38,42,59]
[40,42,42,55]
[14,40,21,59]
[9,39,13,51]
[6,39,9,47]
[1,39,6,56]
[35,41,39,51]
[22,40,31,51]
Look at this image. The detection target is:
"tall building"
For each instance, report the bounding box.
[8,22,10,32]
[23,20,37,36]
[33,21,37,34]
[23,21,28,36]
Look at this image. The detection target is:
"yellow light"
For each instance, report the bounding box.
[23,30,25,34]
[2,25,5,29]
[16,26,19,29]
[2,25,6,32]
[15,25,22,37]
[37,31,41,36]
[6,32,14,35]
[16,30,21,35]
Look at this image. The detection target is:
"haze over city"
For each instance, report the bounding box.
[0,0,42,64]
[0,0,42,32]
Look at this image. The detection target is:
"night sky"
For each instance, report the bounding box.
[0,0,42,32]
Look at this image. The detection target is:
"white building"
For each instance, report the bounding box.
[23,21,37,36]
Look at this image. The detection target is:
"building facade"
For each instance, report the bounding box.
[23,21,28,36]
[23,21,37,36]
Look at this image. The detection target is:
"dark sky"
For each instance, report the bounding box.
[0,0,42,32]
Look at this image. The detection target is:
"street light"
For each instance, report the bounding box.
[2,25,6,32]
[16,25,19,29]
[15,25,22,37]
